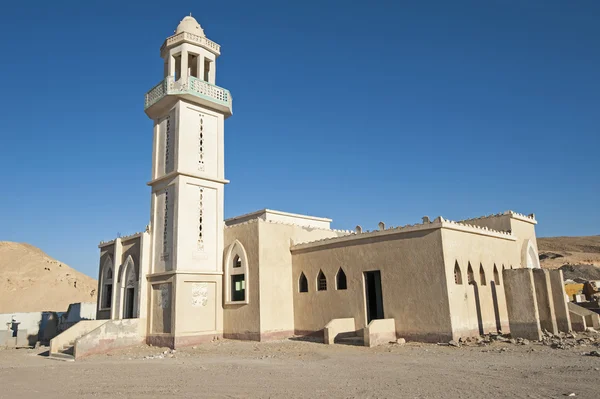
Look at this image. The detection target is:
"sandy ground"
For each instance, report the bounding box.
[1,338,600,399]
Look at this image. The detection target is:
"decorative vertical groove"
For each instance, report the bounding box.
[197,187,204,251]
[165,116,171,173]
[162,188,169,259]
[198,115,205,171]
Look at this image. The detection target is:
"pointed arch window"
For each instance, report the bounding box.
[299,272,308,293]
[454,261,463,285]
[479,263,487,286]
[224,240,249,304]
[467,262,474,284]
[101,256,114,309]
[493,264,500,284]
[336,268,347,290]
[317,270,327,291]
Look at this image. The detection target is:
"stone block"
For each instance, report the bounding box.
[324,318,356,345]
[16,329,29,347]
[503,269,542,341]
[363,319,396,348]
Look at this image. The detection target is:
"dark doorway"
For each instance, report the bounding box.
[364,271,384,323]
[124,288,135,319]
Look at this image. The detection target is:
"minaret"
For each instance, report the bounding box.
[144,16,232,347]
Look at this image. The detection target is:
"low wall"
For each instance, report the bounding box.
[324,318,356,345]
[74,319,146,359]
[567,302,600,330]
[0,312,43,346]
[363,319,396,348]
[50,320,107,354]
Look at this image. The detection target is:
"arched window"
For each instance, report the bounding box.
[101,256,114,309]
[493,264,500,284]
[467,262,474,284]
[224,240,249,304]
[454,261,463,285]
[299,272,308,293]
[336,268,347,290]
[317,270,327,291]
[479,264,487,286]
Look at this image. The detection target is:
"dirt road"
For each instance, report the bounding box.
[1,338,599,398]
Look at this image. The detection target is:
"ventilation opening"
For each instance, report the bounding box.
[299,273,308,293]
[233,255,242,268]
[317,270,327,291]
[493,264,500,284]
[467,263,474,284]
[336,268,347,290]
[454,261,462,285]
[479,264,487,286]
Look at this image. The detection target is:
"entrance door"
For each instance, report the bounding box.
[364,271,384,323]
[124,288,135,319]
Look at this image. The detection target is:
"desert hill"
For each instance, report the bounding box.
[0,242,97,313]
[538,235,600,281]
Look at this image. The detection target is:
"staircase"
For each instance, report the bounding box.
[48,319,107,361]
[49,340,76,361]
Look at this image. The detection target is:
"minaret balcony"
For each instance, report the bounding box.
[160,32,220,57]
[144,76,232,118]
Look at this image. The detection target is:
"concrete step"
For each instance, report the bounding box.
[59,346,74,356]
[48,352,75,362]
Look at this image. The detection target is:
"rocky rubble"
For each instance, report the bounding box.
[143,349,176,360]
[444,330,600,352]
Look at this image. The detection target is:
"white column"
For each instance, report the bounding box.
[198,55,205,81]
[168,55,176,77]
[110,238,123,320]
[181,49,189,79]
[209,60,216,84]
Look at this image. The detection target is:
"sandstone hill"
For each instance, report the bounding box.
[538,235,600,281]
[0,242,97,313]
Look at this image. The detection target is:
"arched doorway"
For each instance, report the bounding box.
[120,256,138,319]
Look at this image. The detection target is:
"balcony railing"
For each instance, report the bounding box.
[144,76,232,112]
[160,32,220,55]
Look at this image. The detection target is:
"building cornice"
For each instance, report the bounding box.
[147,171,229,187]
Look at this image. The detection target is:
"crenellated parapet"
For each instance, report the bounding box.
[460,210,537,225]
[98,229,148,247]
[291,214,516,251]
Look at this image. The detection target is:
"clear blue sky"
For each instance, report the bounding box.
[1,0,598,278]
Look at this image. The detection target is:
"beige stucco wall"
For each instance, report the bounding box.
[292,228,452,342]
[441,229,519,339]
[173,272,222,343]
[223,221,261,339]
[462,213,538,269]
[257,221,342,339]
